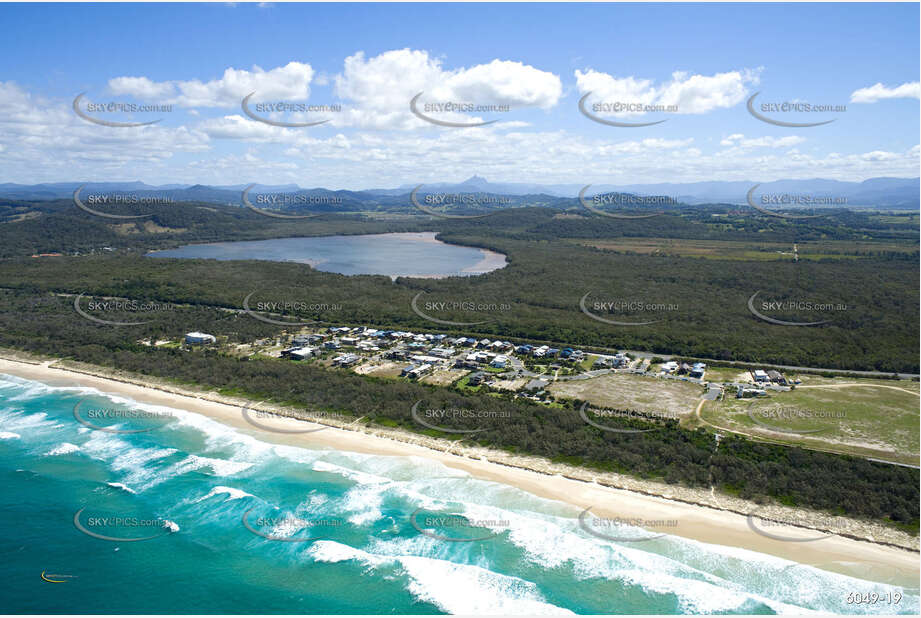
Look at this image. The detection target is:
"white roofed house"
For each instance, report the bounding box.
[689,363,706,379]
[409,354,444,364]
[404,363,432,379]
[491,355,509,368]
[185,332,216,345]
[333,353,361,367]
[286,347,316,361]
[661,361,679,373]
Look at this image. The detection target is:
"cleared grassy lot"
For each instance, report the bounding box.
[700,366,752,383]
[548,371,703,418]
[576,237,918,261]
[421,368,468,386]
[700,378,920,465]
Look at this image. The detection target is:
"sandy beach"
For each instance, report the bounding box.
[0,354,917,587]
[391,231,508,279]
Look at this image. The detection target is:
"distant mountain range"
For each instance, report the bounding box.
[375,175,919,208]
[1,175,917,209]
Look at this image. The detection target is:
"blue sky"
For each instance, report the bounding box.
[0,2,918,188]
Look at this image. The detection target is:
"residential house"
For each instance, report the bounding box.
[185,332,216,345]
[767,370,786,385]
[333,353,360,367]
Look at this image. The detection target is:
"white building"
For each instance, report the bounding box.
[288,347,316,360]
[407,363,432,379]
[185,332,216,345]
[661,361,679,373]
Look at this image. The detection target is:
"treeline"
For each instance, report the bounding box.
[0,289,915,530]
[0,199,429,258]
[0,199,916,371]
[2,199,918,259]
[0,233,916,372]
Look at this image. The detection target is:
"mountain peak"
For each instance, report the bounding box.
[460,175,489,186]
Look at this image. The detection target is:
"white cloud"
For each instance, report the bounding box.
[720,134,806,148]
[850,81,920,103]
[575,68,760,116]
[860,150,898,161]
[0,78,917,187]
[0,81,210,182]
[333,49,562,129]
[198,114,288,140]
[108,62,315,108]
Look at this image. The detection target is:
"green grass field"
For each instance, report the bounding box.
[700,378,920,465]
[576,237,918,261]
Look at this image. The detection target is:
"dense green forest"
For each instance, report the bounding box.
[0,199,916,371]
[0,290,916,531]
[2,196,917,256]
[0,196,917,531]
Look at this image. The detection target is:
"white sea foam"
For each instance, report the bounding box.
[0,409,57,434]
[0,431,20,440]
[311,460,391,485]
[106,482,136,494]
[4,373,913,614]
[157,402,275,460]
[195,485,254,503]
[301,492,329,511]
[340,484,385,526]
[308,539,391,568]
[0,380,82,401]
[163,520,180,533]
[167,454,254,478]
[307,540,570,614]
[45,442,79,456]
[111,446,180,492]
[111,445,178,472]
[399,554,573,615]
[453,501,822,614]
[268,514,314,540]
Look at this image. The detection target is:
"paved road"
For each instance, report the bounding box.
[619,348,918,380]
[61,292,919,379]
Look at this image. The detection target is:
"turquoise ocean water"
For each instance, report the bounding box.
[0,373,917,615]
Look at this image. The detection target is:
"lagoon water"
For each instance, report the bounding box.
[147,232,506,279]
[1,373,918,614]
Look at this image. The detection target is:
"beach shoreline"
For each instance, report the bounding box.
[0,353,917,588]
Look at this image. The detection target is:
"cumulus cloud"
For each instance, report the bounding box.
[720,134,805,148]
[850,81,920,103]
[0,81,210,182]
[333,49,562,129]
[575,68,760,116]
[252,131,918,189]
[108,62,316,108]
[0,76,917,187]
